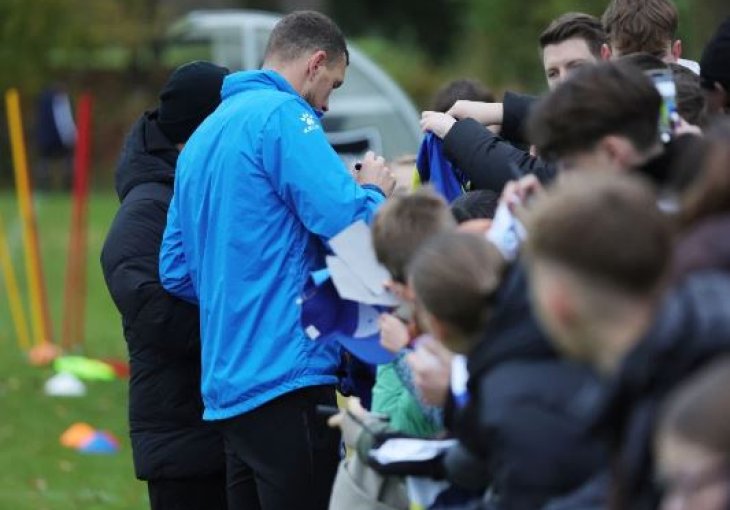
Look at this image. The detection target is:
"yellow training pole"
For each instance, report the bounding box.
[6,88,53,346]
[0,211,31,349]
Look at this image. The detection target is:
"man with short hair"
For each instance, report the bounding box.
[159,11,395,510]
[527,62,663,173]
[539,12,606,89]
[524,172,730,509]
[420,12,607,192]
[601,0,700,73]
[525,174,672,375]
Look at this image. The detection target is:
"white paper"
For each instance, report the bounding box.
[450,355,469,397]
[329,221,392,295]
[486,202,526,262]
[369,438,457,464]
[326,255,400,307]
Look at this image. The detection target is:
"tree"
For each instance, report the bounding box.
[330,0,467,63]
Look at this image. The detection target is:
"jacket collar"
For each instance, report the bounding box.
[466,263,556,379]
[220,69,323,118]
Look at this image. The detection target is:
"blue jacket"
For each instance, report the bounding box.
[159,69,385,420]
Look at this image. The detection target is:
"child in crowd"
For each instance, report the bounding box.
[370,188,456,437]
[408,231,605,509]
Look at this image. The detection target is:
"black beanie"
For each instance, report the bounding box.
[157,61,229,144]
[700,17,730,92]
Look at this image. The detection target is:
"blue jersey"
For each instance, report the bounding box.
[160,69,385,420]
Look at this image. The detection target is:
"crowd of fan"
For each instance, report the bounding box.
[326,1,730,509]
[101,1,730,509]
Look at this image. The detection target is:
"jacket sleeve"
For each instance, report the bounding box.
[101,194,202,357]
[262,100,385,240]
[443,118,556,192]
[159,188,198,304]
[371,362,407,418]
[392,352,444,428]
[542,472,609,510]
[443,443,491,491]
[501,91,537,146]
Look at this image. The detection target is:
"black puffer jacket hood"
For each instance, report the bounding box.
[115,110,177,201]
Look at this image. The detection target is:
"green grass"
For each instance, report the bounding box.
[0,191,148,510]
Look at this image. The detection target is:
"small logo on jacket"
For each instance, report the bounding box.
[300,113,320,134]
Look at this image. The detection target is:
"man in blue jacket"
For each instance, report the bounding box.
[159,11,395,510]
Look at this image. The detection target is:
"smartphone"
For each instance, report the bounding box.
[648,68,679,143]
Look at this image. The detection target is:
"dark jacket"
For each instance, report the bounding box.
[672,213,730,281]
[100,111,225,481]
[551,271,730,510]
[501,91,536,147]
[605,271,730,509]
[445,264,607,510]
[443,119,556,193]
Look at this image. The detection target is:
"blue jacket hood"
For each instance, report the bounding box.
[222,70,326,118]
[222,69,298,101]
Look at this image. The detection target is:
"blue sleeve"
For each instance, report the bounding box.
[261,100,386,240]
[159,189,198,304]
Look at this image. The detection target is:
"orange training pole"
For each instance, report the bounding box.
[0,211,31,349]
[5,88,54,346]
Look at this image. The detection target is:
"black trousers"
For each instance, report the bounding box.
[219,385,341,510]
[147,476,227,510]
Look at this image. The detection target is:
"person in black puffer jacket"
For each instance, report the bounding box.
[440,262,607,510]
[525,172,730,510]
[101,61,229,510]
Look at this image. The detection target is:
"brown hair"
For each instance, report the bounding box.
[265,11,349,65]
[372,188,456,282]
[602,0,679,58]
[525,172,671,297]
[617,55,707,127]
[681,119,730,225]
[669,63,708,127]
[431,79,495,113]
[409,232,503,339]
[659,357,730,455]
[527,62,661,162]
[539,12,607,58]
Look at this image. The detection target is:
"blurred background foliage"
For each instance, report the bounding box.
[0,0,728,185]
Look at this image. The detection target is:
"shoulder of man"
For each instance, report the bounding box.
[263,96,325,139]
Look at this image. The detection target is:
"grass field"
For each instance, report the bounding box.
[0,191,148,509]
